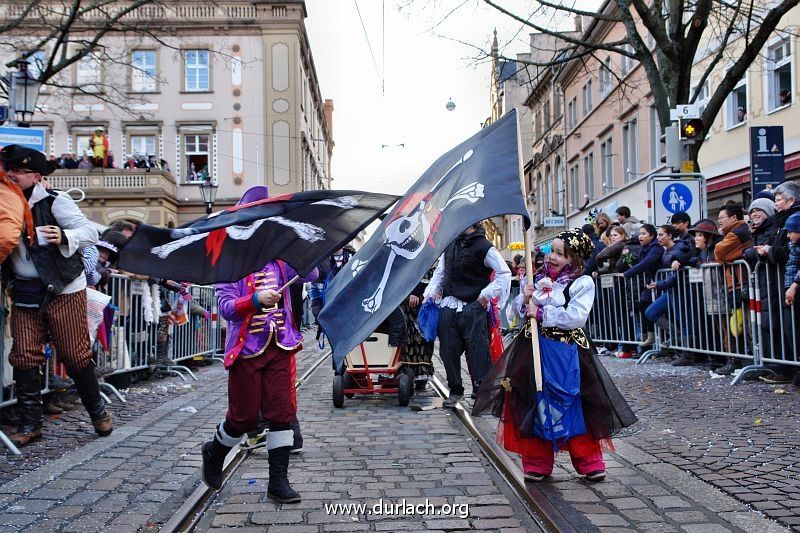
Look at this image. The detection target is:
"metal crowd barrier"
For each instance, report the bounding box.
[587,259,799,386]
[587,272,649,353]
[753,261,799,371]
[641,261,760,383]
[1,275,221,454]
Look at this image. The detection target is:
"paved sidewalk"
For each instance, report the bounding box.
[0,331,325,532]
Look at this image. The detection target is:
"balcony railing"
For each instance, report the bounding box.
[48,169,177,199]
[1,2,263,22]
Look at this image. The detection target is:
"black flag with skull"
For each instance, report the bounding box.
[319,109,531,370]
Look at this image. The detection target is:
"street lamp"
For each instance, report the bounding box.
[4,60,42,127]
[198,179,218,215]
[445,98,456,111]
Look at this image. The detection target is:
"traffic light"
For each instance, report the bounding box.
[679,118,704,141]
[660,125,682,169]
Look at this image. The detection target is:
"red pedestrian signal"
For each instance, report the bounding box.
[679,118,704,140]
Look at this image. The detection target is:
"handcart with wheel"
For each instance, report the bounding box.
[332,333,414,408]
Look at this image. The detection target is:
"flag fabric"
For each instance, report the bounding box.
[319,110,531,369]
[117,190,398,284]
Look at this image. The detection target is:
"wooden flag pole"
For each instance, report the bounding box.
[515,110,543,393]
[277,275,301,294]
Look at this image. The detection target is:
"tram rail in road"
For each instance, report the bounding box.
[160,349,331,533]
[162,349,568,532]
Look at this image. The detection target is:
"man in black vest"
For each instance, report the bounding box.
[1,145,113,446]
[423,223,511,407]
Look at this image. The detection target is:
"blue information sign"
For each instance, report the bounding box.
[0,126,46,152]
[750,126,784,195]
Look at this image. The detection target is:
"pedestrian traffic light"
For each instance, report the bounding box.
[679,118,704,141]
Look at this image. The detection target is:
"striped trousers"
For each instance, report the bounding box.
[9,290,93,371]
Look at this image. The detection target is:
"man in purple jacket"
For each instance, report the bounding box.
[201,186,318,502]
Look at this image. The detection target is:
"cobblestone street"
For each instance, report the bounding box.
[2,332,800,532]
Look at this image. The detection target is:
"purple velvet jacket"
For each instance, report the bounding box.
[216,260,318,368]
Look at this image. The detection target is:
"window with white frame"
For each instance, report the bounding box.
[621,44,635,74]
[555,158,564,214]
[582,79,593,116]
[725,72,748,128]
[535,109,543,138]
[553,87,562,118]
[536,173,544,224]
[75,135,92,158]
[622,118,639,183]
[600,57,612,98]
[600,137,614,195]
[650,106,663,170]
[544,165,551,218]
[131,50,157,92]
[76,53,101,92]
[129,135,156,158]
[183,132,212,182]
[567,97,578,129]
[184,49,210,92]
[767,38,792,111]
[691,80,711,139]
[583,152,595,200]
[543,100,551,130]
[569,162,580,210]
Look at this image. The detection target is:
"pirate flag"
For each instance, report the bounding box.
[319,109,531,369]
[117,190,398,284]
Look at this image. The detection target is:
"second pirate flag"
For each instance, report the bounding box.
[117,190,399,285]
[319,109,531,369]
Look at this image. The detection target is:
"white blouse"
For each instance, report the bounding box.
[514,275,595,330]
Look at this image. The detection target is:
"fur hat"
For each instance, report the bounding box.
[748,197,776,218]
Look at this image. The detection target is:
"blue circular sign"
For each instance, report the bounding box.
[661,183,693,214]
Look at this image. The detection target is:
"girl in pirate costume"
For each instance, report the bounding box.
[473,229,637,482]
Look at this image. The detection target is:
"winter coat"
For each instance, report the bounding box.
[621,240,663,282]
[743,216,776,265]
[595,240,626,274]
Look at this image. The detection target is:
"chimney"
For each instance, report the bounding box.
[574,15,583,33]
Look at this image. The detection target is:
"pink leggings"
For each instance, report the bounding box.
[522,446,605,476]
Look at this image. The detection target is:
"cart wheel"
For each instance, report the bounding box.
[402,366,416,397]
[398,374,411,407]
[343,373,356,398]
[332,375,345,408]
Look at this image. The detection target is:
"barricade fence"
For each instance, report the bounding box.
[588,259,799,383]
[754,262,799,368]
[1,275,221,433]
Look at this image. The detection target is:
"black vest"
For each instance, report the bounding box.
[25,192,85,293]
[441,229,493,302]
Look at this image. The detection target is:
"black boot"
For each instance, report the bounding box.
[10,368,43,447]
[202,422,239,490]
[290,418,303,454]
[69,364,112,436]
[267,444,301,503]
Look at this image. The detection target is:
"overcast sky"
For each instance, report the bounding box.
[304,1,558,196]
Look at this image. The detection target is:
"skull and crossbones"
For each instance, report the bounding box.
[359,149,484,313]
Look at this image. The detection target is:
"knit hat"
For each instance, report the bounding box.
[748,198,776,218]
[754,189,775,201]
[785,212,800,233]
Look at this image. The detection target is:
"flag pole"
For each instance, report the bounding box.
[277,275,300,294]
[514,109,543,393]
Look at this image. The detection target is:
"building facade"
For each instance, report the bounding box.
[0,0,332,226]
[695,8,800,213]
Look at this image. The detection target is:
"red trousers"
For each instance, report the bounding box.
[521,435,605,476]
[225,342,297,435]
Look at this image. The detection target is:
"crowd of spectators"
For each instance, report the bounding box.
[575,183,800,386]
